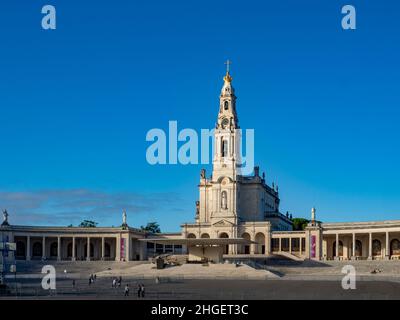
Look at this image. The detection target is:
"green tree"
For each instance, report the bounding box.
[140,222,161,234]
[291,218,309,231]
[79,220,98,228]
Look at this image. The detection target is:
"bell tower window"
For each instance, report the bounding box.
[221,140,228,157]
[224,101,229,110]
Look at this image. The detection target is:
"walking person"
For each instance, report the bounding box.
[124,284,130,297]
[137,284,142,298]
[141,284,145,298]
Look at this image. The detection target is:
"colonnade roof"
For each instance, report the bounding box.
[322,220,400,230]
[0,225,146,234]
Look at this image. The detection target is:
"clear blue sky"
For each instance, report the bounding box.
[0,0,399,231]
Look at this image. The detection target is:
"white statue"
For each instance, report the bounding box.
[311,207,316,221]
[221,192,227,209]
[2,209,9,225]
[122,210,127,225]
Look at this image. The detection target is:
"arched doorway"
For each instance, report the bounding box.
[32,242,42,258]
[390,239,400,256]
[255,233,265,254]
[372,239,382,257]
[200,233,210,238]
[50,242,58,258]
[104,243,111,258]
[350,240,363,257]
[241,233,251,254]
[187,233,196,239]
[333,241,344,257]
[16,241,26,259]
[219,232,229,254]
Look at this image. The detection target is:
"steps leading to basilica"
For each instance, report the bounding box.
[273,252,305,261]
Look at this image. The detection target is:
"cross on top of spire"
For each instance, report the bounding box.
[224,59,232,73]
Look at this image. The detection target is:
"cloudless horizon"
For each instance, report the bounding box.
[0,0,399,231]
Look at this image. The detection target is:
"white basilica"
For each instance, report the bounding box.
[181,68,292,256]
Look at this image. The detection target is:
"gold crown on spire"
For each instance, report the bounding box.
[223,71,233,83]
[223,59,232,82]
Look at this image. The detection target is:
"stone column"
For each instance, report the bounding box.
[42,236,46,260]
[72,237,76,261]
[26,236,31,261]
[299,237,302,255]
[101,237,105,260]
[86,237,90,261]
[116,236,121,261]
[265,230,271,255]
[57,237,61,261]
[250,233,255,254]
[335,233,339,260]
[289,237,292,254]
[278,238,282,252]
[351,233,356,260]
[139,240,146,261]
[385,231,390,260]
[368,233,372,260]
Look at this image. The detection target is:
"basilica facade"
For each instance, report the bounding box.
[181,69,292,256]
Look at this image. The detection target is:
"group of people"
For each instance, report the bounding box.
[88,274,97,285]
[122,283,145,298]
[112,276,122,288]
[79,273,146,298]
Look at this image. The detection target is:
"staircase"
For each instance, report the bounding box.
[273,251,304,261]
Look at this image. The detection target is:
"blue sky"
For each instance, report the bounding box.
[0,0,399,231]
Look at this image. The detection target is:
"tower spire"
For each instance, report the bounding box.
[223,59,233,83]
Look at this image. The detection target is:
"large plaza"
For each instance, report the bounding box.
[2,258,400,299]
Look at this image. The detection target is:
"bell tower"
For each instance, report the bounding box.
[212,60,241,181]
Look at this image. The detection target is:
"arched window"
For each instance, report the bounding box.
[221,191,228,209]
[224,101,229,110]
[372,239,381,256]
[221,140,228,157]
[391,239,400,256]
